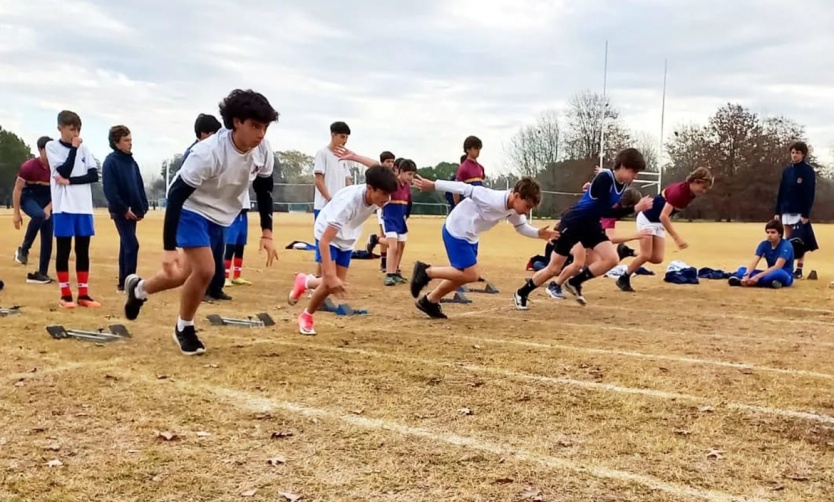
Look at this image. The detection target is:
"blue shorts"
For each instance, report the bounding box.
[382,215,408,236]
[177,209,225,248]
[224,212,248,246]
[314,239,352,268]
[442,225,478,270]
[313,209,321,222]
[53,213,95,238]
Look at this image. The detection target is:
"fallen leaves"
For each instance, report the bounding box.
[240,488,258,497]
[457,407,474,416]
[43,443,61,451]
[154,431,178,442]
[203,364,219,369]
[14,379,25,387]
[267,456,287,466]
[281,492,302,501]
[196,431,211,438]
[520,487,544,501]
[698,405,715,413]
[674,429,692,436]
[271,431,294,439]
[706,449,724,460]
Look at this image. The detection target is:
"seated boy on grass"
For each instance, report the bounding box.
[728,219,794,289]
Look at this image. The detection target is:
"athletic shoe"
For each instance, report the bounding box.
[208,291,232,301]
[298,311,316,336]
[410,261,431,298]
[415,295,447,319]
[124,274,146,320]
[173,325,205,355]
[26,271,53,284]
[231,278,251,286]
[546,282,564,299]
[564,279,587,306]
[728,276,742,287]
[794,269,803,280]
[14,247,27,266]
[202,295,215,304]
[772,280,783,289]
[224,278,233,288]
[616,274,635,293]
[512,291,529,310]
[288,273,307,305]
[384,275,398,286]
[394,273,407,284]
[77,296,101,308]
[59,297,77,309]
[366,234,379,254]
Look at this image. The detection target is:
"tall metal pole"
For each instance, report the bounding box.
[598,40,608,170]
[657,59,667,194]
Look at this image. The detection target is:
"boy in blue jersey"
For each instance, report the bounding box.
[382,159,415,285]
[729,219,794,288]
[512,148,652,307]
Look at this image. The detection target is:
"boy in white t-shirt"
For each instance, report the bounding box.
[409,176,558,319]
[312,121,352,275]
[122,89,280,356]
[288,150,398,335]
[45,110,101,309]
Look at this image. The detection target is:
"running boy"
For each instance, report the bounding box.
[616,167,713,292]
[123,89,279,355]
[288,151,398,336]
[382,159,416,285]
[512,148,652,308]
[45,111,101,308]
[13,136,54,284]
[409,176,558,319]
[728,219,794,288]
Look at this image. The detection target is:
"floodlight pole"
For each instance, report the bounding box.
[657,58,667,194]
[598,40,608,170]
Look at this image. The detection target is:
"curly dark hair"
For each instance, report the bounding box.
[218,89,279,130]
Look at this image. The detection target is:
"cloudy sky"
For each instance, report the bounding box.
[1,0,832,181]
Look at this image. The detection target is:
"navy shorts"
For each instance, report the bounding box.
[314,240,352,268]
[177,209,225,248]
[442,225,478,270]
[224,212,248,246]
[53,213,95,238]
[382,215,408,236]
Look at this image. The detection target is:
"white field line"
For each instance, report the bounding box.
[160,377,770,502]
[231,337,834,425]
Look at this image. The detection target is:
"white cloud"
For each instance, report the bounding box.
[0,0,832,182]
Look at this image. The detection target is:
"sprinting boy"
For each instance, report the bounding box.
[616,167,713,293]
[288,152,397,336]
[728,219,794,289]
[367,151,396,270]
[123,89,279,355]
[382,159,416,285]
[13,136,54,284]
[409,176,558,319]
[102,125,149,293]
[45,111,101,308]
[313,121,352,276]
[512,148,652,308]
[774,141,816,279]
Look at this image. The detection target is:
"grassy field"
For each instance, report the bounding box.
[2,210,834,502]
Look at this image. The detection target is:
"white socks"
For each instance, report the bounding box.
[135,280,148,300]
[177,316,195,331]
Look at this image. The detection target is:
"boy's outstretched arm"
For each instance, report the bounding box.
[507,213,559,240]
[334,147,379,168]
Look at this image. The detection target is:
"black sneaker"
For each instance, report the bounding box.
[564,279,587,306]
[410,261,431,298]
[208,291,233,301]
[416,295,447,319]
[366,234,379,254]
[14,247,27,266]
[794,269,803,280]
[728,276,742,287]
[26,271,53,284]
[172,325,205,356]
[513,291,529,310]
[124,274,146,320]
[616,274,635,292]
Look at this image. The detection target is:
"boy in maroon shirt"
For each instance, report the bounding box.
[448,136,486,208]
[12,136,54,284]
[382,159,415,285]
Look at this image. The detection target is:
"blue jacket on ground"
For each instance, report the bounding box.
[775,161,815,217]
[103,150,149,218]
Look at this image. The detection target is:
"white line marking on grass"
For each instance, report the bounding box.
[190,382,771,502]
[236,338,834,425]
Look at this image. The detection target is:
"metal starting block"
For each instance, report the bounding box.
[206,312,275,327]
[458,282,499,294]
[440,291,472,304]
[46,324,130,342]
[321,298,367,316]
[0,305,21,317]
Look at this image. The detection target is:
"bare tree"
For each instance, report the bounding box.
[631,131,660,172]
[505,109,561,177]
[563,90,630,162]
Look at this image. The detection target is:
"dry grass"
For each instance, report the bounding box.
[2,210,834,501]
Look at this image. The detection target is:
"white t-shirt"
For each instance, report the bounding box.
[314,184,380,251]
[175,128,273,227]
[313,146,350,210]
[438,180,538,243]
[45,140,97,215]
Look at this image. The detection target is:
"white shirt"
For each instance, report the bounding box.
[314,184,380,251]
[313,146,350,210]
[175,128,273,227]
[45,140,97,215]
[438,180,538,243]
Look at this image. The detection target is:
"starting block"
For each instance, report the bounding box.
[46,324,130,343]
[206,312,275,327]
[321,298,367,316]
[0,305,21,317]
[458,283,499,294]
[440,291,472,304]
[807,270,818,281]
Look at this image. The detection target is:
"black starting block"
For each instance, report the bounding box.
[0,305,21,317]
[206,312,275,327]
[46,324,130,342]
[440,291,472,304]
[458,283,499,294]
[321,298,367,316]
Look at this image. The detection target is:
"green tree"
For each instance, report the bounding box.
[411,161,461,215]
[0,126,34,205]
[159,154,185,183]
[275,150,314,182]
